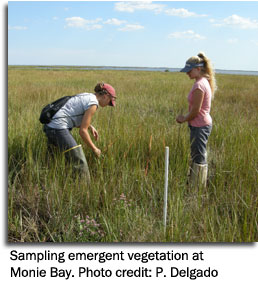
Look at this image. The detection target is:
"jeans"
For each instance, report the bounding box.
[43,125,77,151]
[43,125,90,182]
[189,124,212,164]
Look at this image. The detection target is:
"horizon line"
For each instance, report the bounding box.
[7,65,258,73]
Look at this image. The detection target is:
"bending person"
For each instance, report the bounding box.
[176,52,216,188]
[43,82,116,183]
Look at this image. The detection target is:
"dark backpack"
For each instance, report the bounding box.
[39,96,72,124]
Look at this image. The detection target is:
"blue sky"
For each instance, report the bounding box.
[8,1,258,71]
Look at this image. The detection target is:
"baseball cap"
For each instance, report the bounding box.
[180,62,204,73]
[103,83,116,107]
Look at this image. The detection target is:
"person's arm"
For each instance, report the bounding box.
[176,89,204,123]
[88,125,99,141]
[79,105,101,157]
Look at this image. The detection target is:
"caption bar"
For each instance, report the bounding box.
[9,249,219,280]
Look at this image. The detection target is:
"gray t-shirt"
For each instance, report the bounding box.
[47,93,99,129]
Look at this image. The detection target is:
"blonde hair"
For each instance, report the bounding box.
[186,52,217,97]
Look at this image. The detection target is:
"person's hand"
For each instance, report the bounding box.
[93,148,101,158]
[90,125,99,141]
[176,115,186,124]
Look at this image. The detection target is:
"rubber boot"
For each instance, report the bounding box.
[64,145,91,184]
[189,162,208,189]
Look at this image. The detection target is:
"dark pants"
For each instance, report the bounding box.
[189,124,212,164]
[43,125,90,182]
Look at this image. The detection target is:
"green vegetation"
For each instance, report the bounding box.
[8,68,258,242]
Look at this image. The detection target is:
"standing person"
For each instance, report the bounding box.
[43,82,116,183]
[176,52,216,188]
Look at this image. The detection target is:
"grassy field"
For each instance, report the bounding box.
[8,67,258,242]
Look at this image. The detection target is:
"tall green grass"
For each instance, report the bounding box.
[8,68,258,242]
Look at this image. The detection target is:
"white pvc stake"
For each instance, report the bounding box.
[163,146,169,228]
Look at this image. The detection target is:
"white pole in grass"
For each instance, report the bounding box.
[163,146,169,228]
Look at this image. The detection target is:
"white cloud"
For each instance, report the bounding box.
[212,14,258,29]
[52,17,59,21]
[104,18,127,26]
[168,30,205,40]
[65,17,103,30]
[115,2,206,18]
[251,40,258,46]
[227,38,238,44]
[64,16,143,32]
[8,26,28,30]
[165,8,207,18]
[115,1,164,13]
[118,24,144,32]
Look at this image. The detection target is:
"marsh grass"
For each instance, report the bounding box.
[8,68,258,242]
